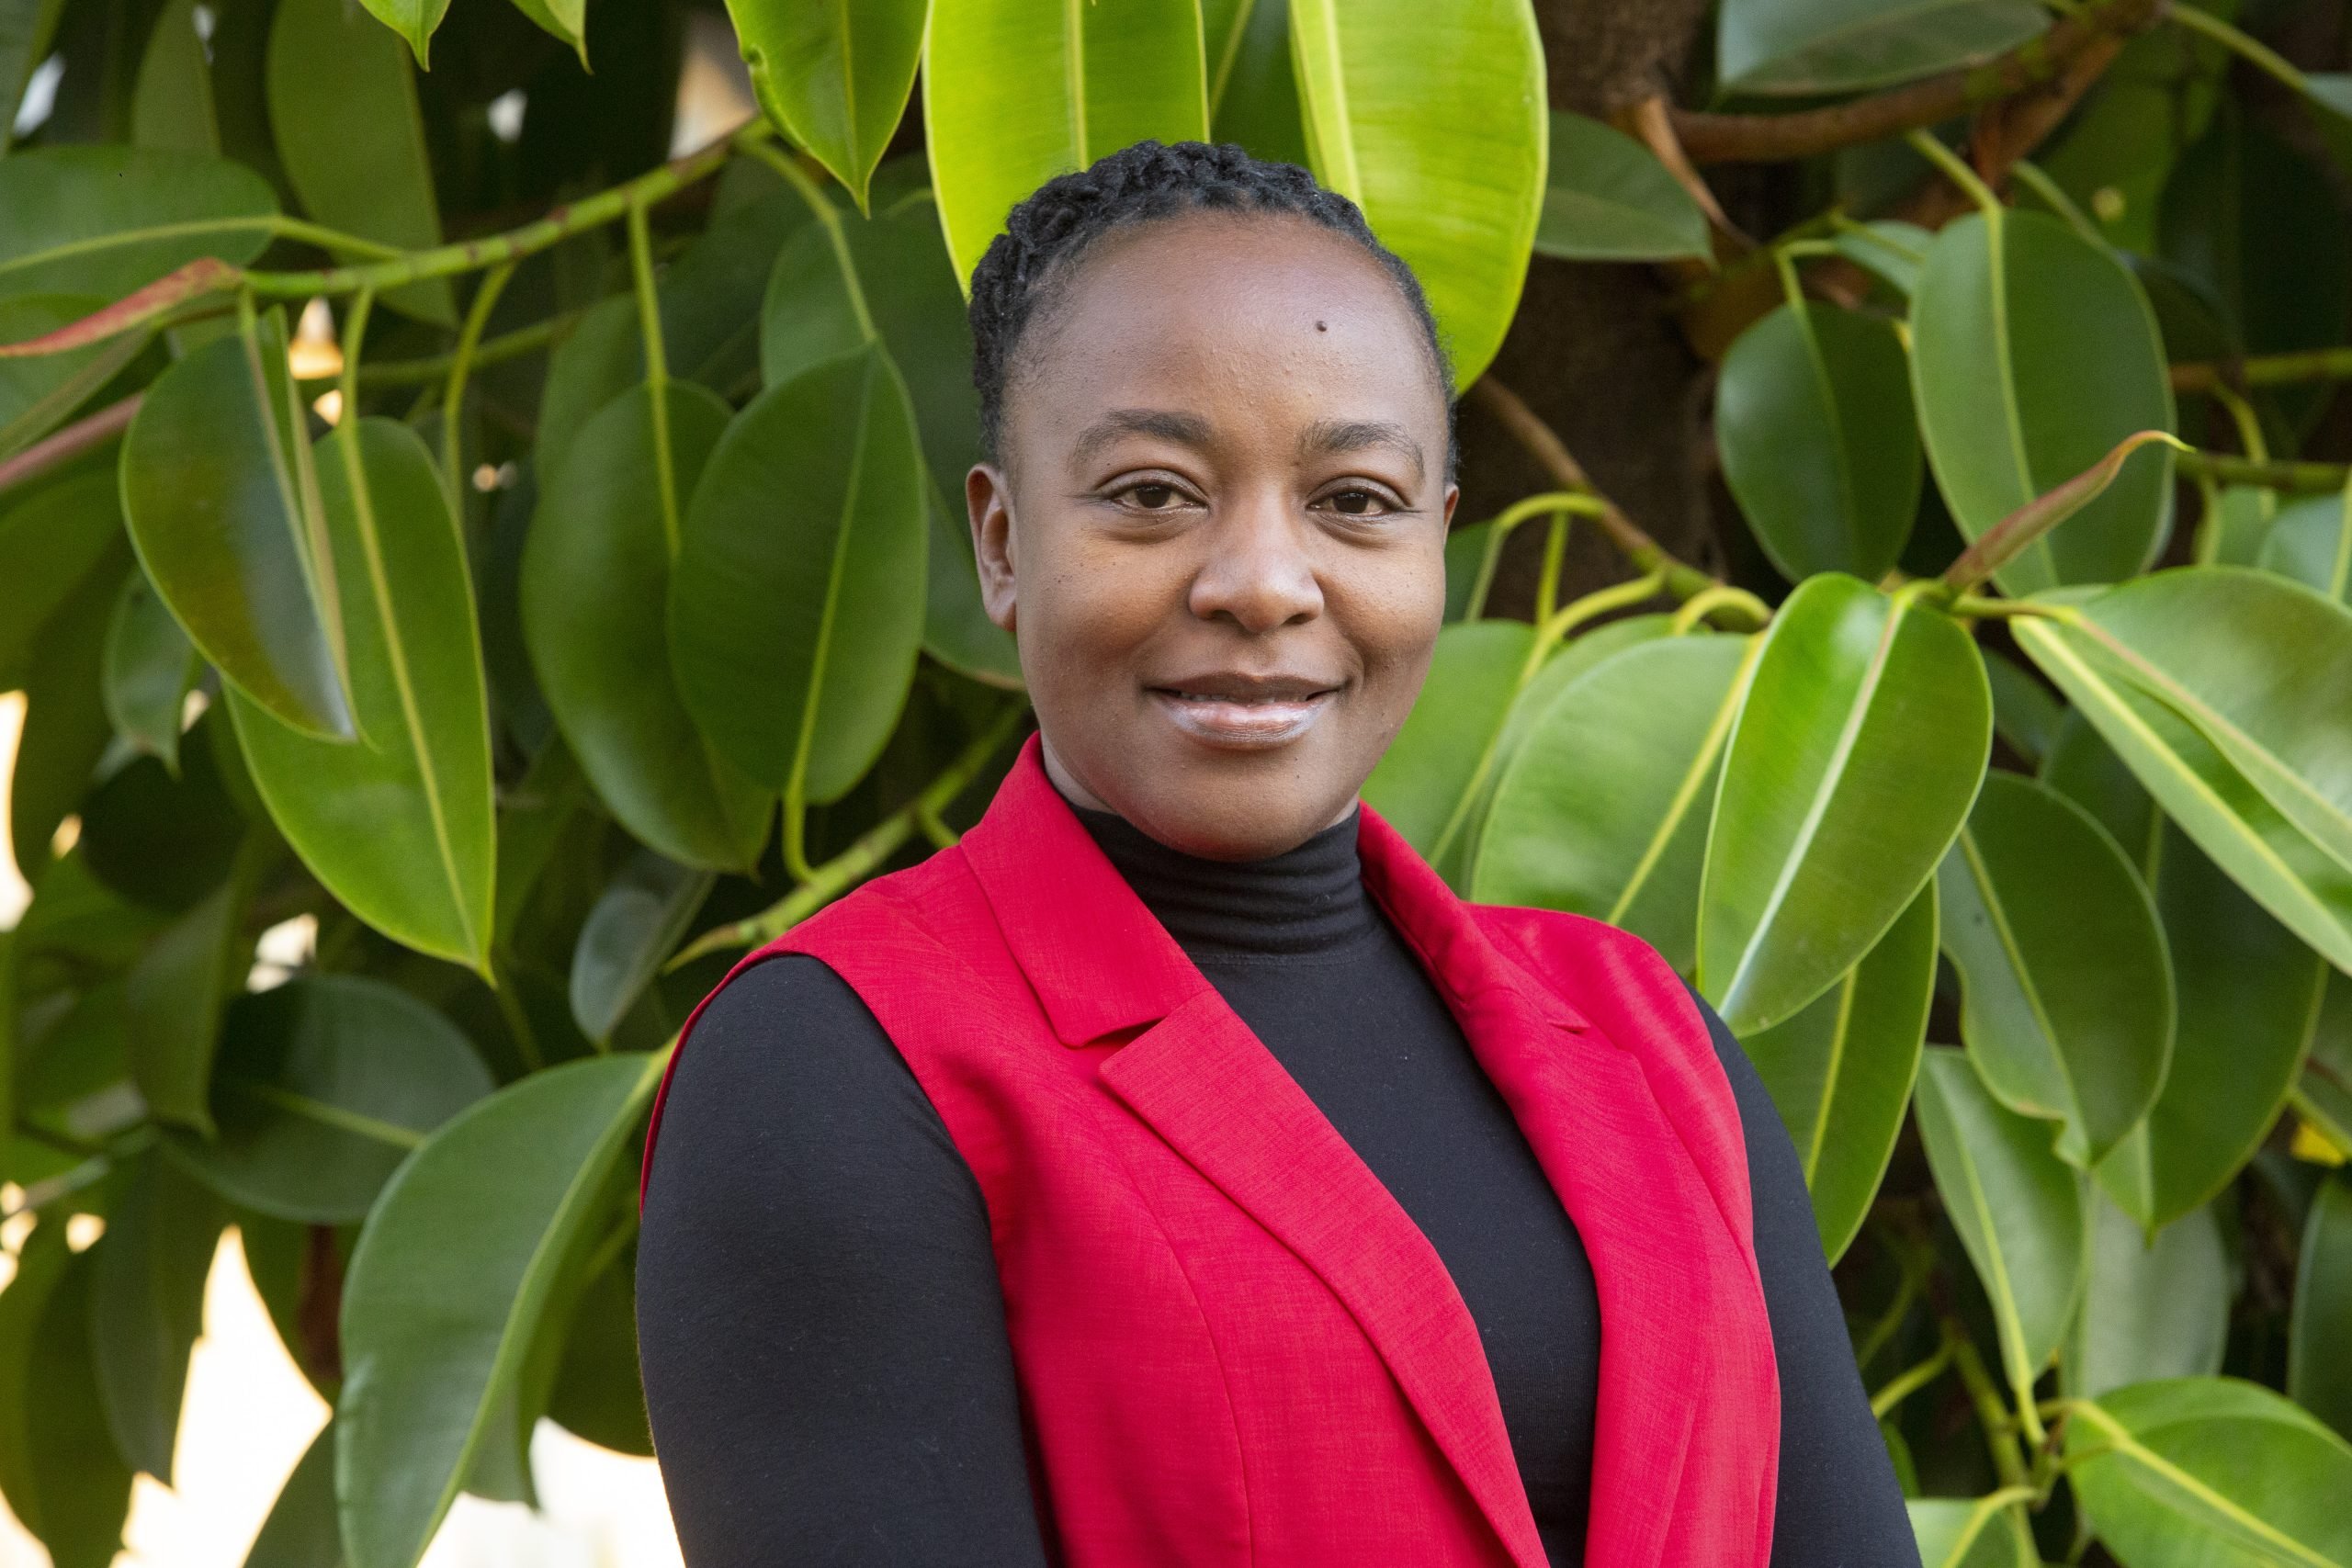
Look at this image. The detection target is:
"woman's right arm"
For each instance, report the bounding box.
[635,953,1056,1566]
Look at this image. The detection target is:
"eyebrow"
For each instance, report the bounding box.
[1298,418,1425,484]
[1069,408,1214,466]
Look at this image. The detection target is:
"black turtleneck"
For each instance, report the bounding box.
[635,806,1917,1567]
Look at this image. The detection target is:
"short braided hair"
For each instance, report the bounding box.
[967,139,1455,479]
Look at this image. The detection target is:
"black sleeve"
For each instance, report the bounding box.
[634,953,1054,1568]
[1684,982,1922,1568]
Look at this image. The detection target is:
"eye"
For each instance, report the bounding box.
[1127,482,1180,510]
[1322,487,1389,516]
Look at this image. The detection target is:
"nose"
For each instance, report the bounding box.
[1187,489,1324,633]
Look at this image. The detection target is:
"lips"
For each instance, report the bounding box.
[1147,673,1341,749]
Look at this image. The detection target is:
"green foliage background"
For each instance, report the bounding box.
[3,0,2352,1563]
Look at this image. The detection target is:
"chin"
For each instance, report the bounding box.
[1124,762,1358,863]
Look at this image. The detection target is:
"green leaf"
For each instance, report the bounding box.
[2014,595,2352,973]
[21,1243,136,1568]
[90,1152,224,1482]
[1471,633,1751,974]
[728,0,924,209]
[1209,0,1307,166]
[0,1220,71,1541]
[131,0,220,153]
[1935,770,2173,1168]
[924,0,1208,287]
[1363,619,1535,859]
[2305,975,2352,1171]
[2068,1195,2228,1401]
[166,975,493,1224]
[1717,0,2046,95]
[1532,110,1710,263]
[355,0,449,67]
[1984,649,2064,767]
[2051,569,2352,907]
[2260,491,2351,604]
[1287,0,1544,386]
[924,486,1023,689]
[0,470,125,685]
[1830,220,1931,298]
[1742,882,1935,1264]
[0,144,275,298]
[123,848,255,1133]
[102,571,200,772]
[12,539,129,884]
[121,309,353,740]
[76,714,250,913]
[1907,1495,2036,1568]
[542,1233,651,1456]
[1698,575,1991,1035]
[0,294,150,462]
[2292,1175,2352,1442]
[1914,1047,2087,1400]
[1717,301,1920,583]
[2035,15,2233,256]
[0,0,66,156]
[266,0,453,324]
[524,381,773,870]
[244,1421,344,1568]
[337,1050,669,1568]
[2067,1377,2352,1566]
[227,418,496,972]
[1909,209,2176,595]
[671,344,928,801]
[570,850,711,1045]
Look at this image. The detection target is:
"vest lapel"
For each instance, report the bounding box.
[962,739,1548,1568]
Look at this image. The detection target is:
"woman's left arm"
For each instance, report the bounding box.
[1683,985,1924,1568]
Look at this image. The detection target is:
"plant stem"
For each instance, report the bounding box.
[1669,583,1772,633]
[2173,343,2352,393]
[442,261,516,513]
[1904,128,2003,215]
[0,393,141,497]
[2162,0,2309,95]
[1870,1342,1954,1418]
[1669,0,2159,164]
[1942,1314,2034,1489]
[2007,159,2104,243]
[670,703,1028,968]
[1468,378,1720,602]
[2177,450,2349,493]
[1533,512,1572,625]
[317,310,579,387]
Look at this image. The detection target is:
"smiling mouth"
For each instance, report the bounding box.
[1147,679,1341,748]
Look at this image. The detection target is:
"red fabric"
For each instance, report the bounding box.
[642,734,1780,1567]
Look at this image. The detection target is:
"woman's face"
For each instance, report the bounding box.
[968,211,1457,862]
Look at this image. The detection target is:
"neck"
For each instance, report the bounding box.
[1067,798,1374,960]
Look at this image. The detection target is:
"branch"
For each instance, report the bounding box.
[2177,450,2350,493]
[1466,377,1720,601]
[0,393,141,497]
[2172,344,2352,394]
[1671,0,2160,164]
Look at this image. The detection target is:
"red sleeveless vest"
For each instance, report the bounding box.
[643,735,1780,1567]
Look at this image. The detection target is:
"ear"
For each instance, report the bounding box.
[1441,482,1460,530]
[968,462,1019,634]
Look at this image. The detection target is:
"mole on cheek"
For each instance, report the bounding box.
[1315,320,1328,332]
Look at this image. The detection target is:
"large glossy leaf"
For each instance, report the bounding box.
[2293,1176,2352,1441]
[1471,634,1751,974]
[1363,620,1535,860]
[0,294,149,461]
[1915,1047,2087,1399]
[266,0,453,324]
[923,0,1208,287]
[2045,707,2330,1229]
[1209,0,1307,165]
[102,571,200,772]
[2068,1377,2352,1565]
[1983,648,2064,767]
[131,0,219,152]
[570,850,710,1045]
[120,310,351,739]
[1910,209,2176,594]
[1718,301,1920,583]
[338,1050,669,1568]
[2260,491,2350,603]
[1743,883,1935,1263]
[228,418,495,972]
[2068,1196,2228,1400]
[671,344,928,801]
[728,0,923,209]
[1717,0,2046,94]
[0,470,122,686]
[167,975,493,1224]
[1698,575,1991,1035]
[1907,1495,2036,1568]
[0,144,274,298]
[1287,0,1544,386]
[1532,111,1708,263]
[2060,569,2352,877]
[89,1153,223,1482]
[20,1244,135,1568]
[2015,603,2352,972]
[523,381,772,871]
[1936,770,2173,1168]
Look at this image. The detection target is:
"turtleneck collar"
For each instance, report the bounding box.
[1068,801,1378,961]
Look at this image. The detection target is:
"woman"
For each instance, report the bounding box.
[636,141,1917,1567]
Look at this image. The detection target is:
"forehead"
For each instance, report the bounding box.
[1008,210,1448,448]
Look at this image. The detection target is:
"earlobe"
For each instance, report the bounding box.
[968,463,1020,634]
